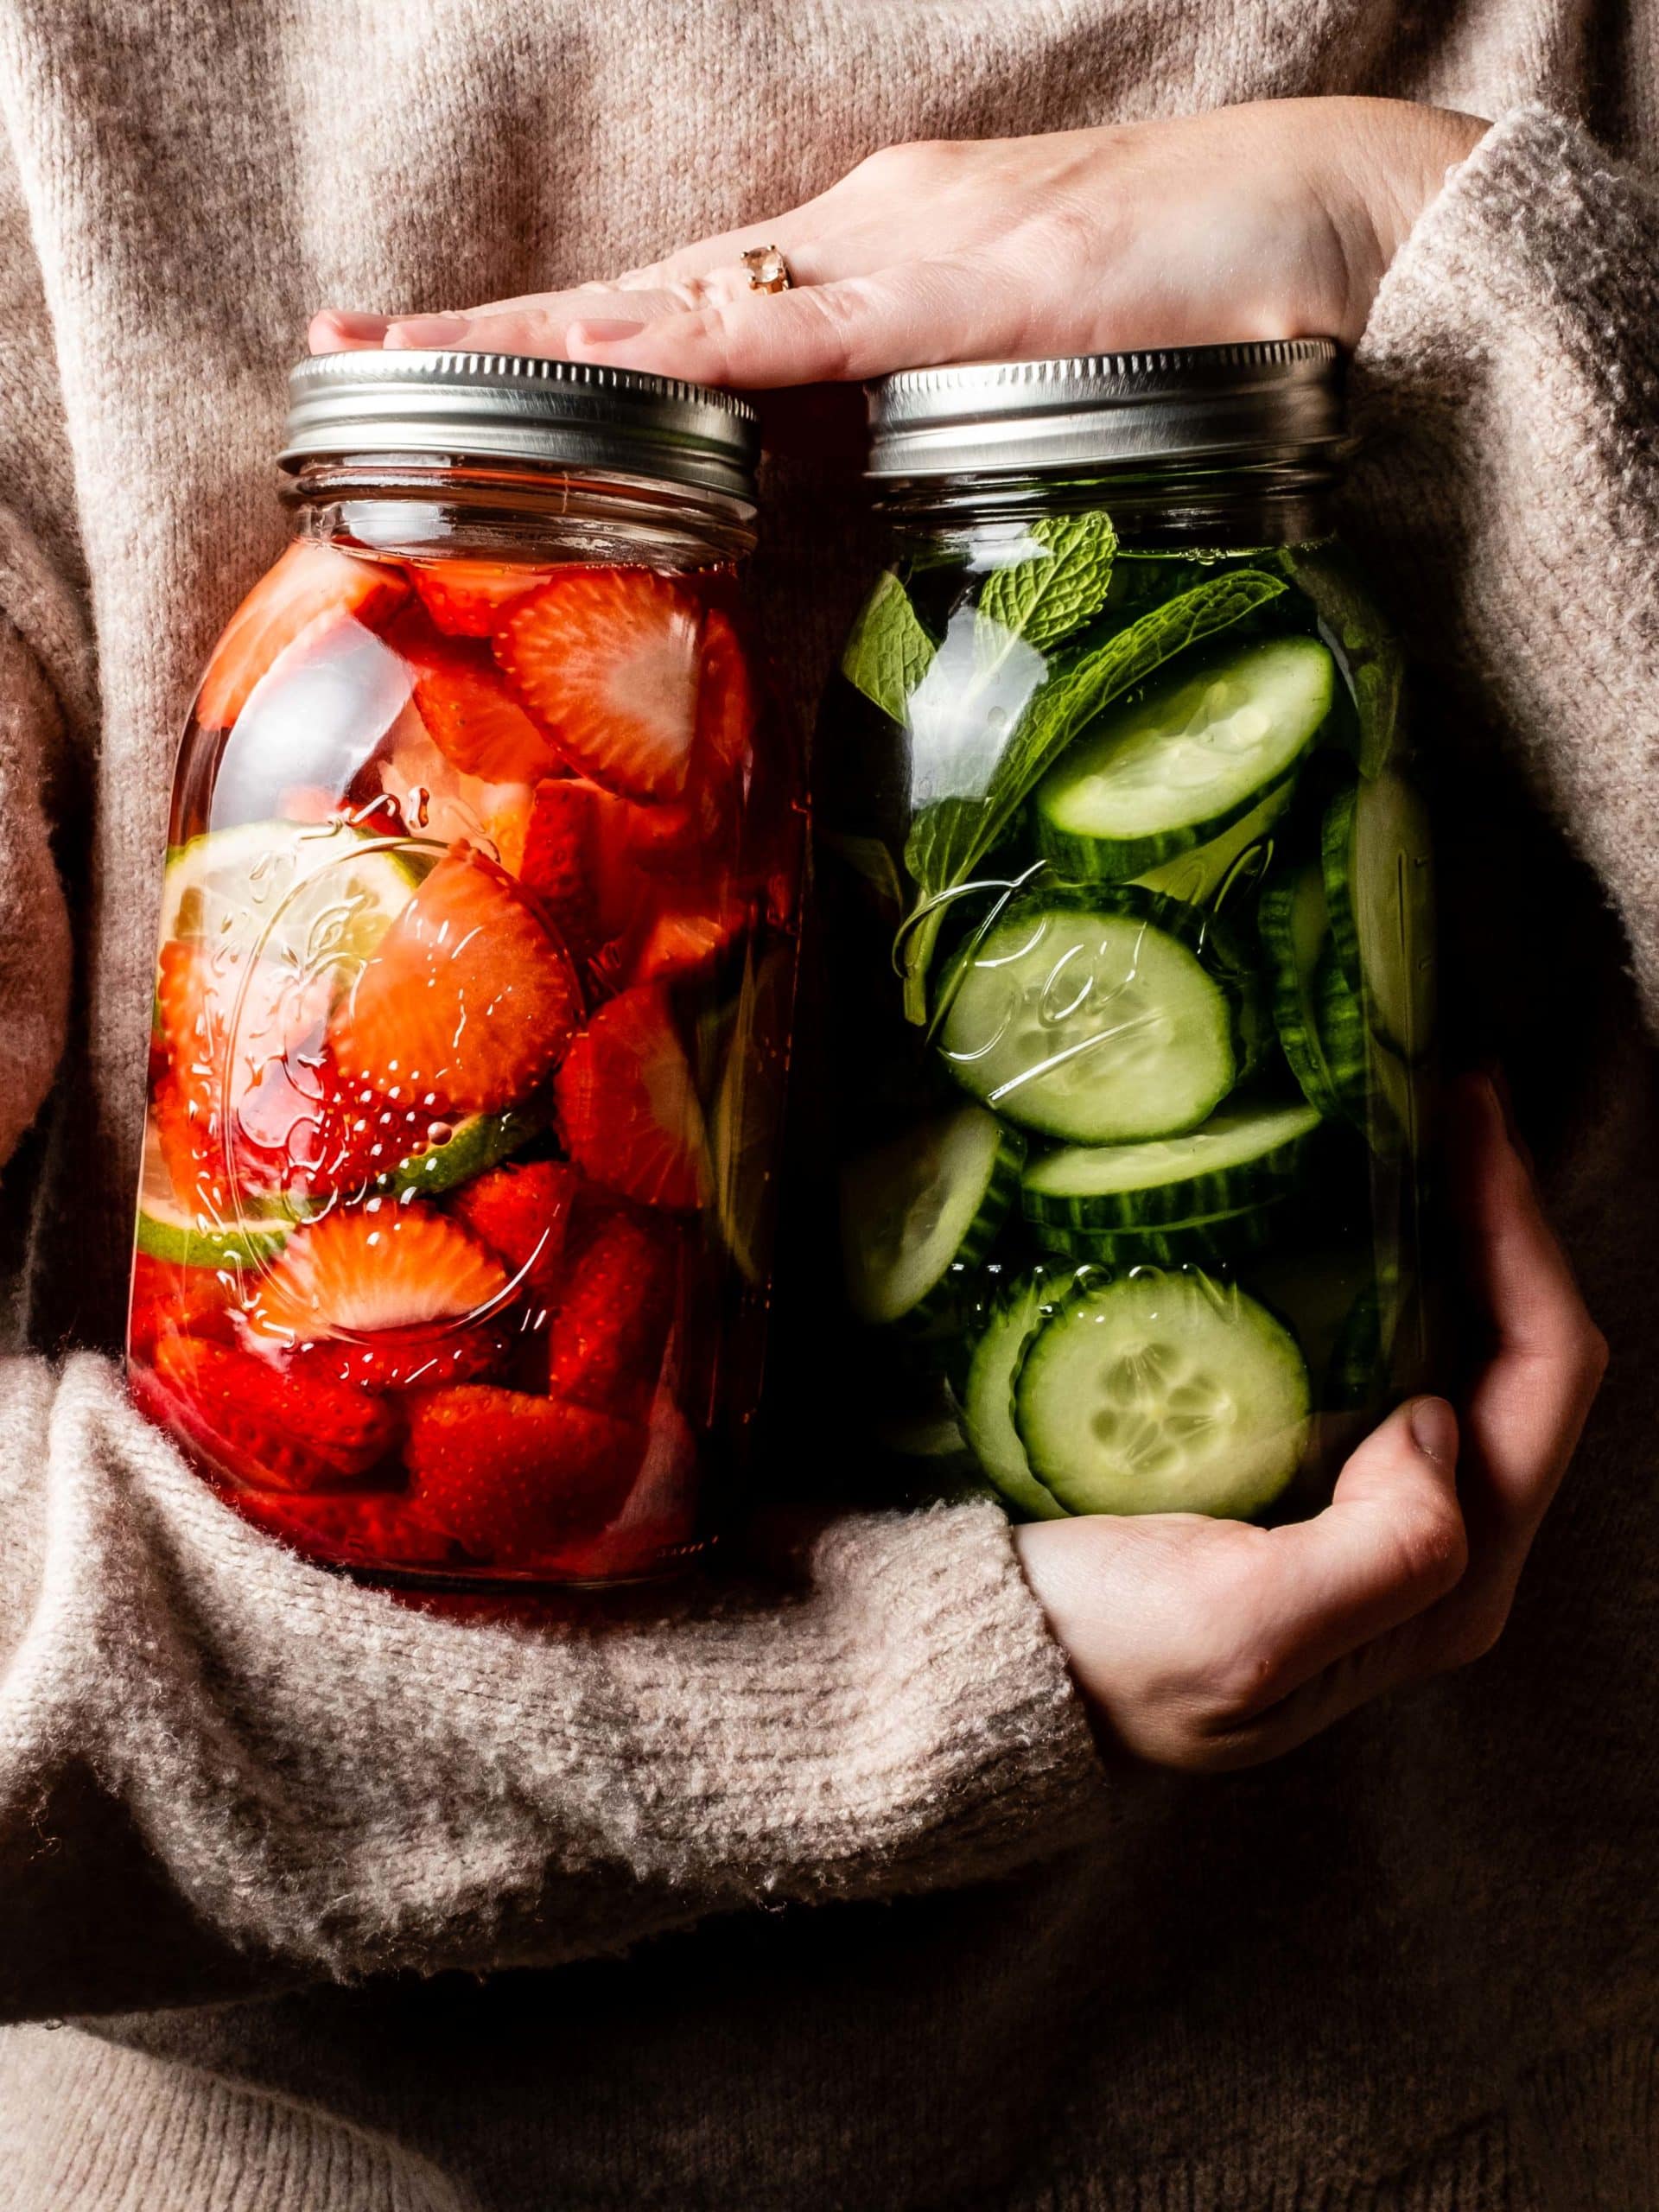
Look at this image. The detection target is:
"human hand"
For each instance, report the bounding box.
[312,98,1488,386]
[1011,1074,1606,1772]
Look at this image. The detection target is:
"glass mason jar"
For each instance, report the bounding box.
[817,344,1434,1522]
[126,352,801,1587]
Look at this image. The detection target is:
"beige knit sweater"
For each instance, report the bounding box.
[0,4,1656,2208]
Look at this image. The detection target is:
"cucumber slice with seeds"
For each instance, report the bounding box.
[1321,775,1435,1060]
[842,1104,1025,1328]
[963,1274,1071,1521]
[1021,1101,1320,1230]
[936,888,1255,1144]
[1033,636,1334,882]
[1014,1269,1310,1517]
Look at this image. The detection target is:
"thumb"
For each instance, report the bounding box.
[1249,1396,1469,1696]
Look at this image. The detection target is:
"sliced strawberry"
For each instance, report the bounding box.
[547,1201,679,1416]
[448,1160,578,1300]
[692,607,755,793]
[146,1335,400,1490]
[531,1392,700,1577]
[244,1205,512,1351]
[411,558,549,639]
[396,625,563,784]
[286,1326,509,1394]
[555,985,709,1211]
[519,779,603,967]
[373,714,534,877]
[496,569,703,801]
[156,940,337,1200]
[332,844,583,1116]
[405,1385,642,1555]
[196,540,408,731]
[625,893,747,986]
[127,1252,238,1360]
[235,1484,462,1569]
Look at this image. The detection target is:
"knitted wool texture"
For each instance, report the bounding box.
[0,3,1655,2206]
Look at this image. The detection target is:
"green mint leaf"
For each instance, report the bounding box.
[840,570,936,725]
[897,568,1287,1021]
[976,511,1118,655]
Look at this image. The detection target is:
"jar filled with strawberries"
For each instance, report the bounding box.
[126,352,800,1586]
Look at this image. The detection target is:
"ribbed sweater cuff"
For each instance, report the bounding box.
[0,1354,1105,2018]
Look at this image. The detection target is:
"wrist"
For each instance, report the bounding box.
[1331,99,1491,326]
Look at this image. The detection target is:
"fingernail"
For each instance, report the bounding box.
[568,317,646,348]
[1409,1395,1459,1466]
[385,314,471,348]
[319,309,390,341]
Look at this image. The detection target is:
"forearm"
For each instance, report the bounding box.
[0,1355,1104,2021]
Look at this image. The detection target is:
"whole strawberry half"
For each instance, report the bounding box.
[547,1199,680,1418]
[410,557,550,639]
[196,540,408,732]
[404,1385,644,1556]
[128,1252,239,1361]
[496,568,704,802]
[143,1335,400,1491]
[447,1160,579,1300]
[394,619,563,785]
[332,843,583,1116]
[555,983,709,1211]
[519,778,606,970]
[235,1484,462,1570]
[243,1206,512,1370]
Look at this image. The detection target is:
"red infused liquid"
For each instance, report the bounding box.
[127,538,798,1584]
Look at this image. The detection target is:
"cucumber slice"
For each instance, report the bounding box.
[1014,1270,1310,1517]
[1259,863,1346,1121]
[133,1124,289,1269]
[1320,775,1435,1059]
[1132,779,1293,907]
[1020,1101,1319,1230]
[1033,637,1333,881]
[936,889,1252,1144]
[378,1102,545,1201]
[159,818,423,981]
[962,1274,1071,1521]
[1027,1203,1281,1271]
[1314,950,1368,1115]
[841,1104,1025,1328]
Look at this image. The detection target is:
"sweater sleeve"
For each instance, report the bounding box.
[1344,105,1659,1027]
[0,135,80,1192]
[0,1355,1105,2021]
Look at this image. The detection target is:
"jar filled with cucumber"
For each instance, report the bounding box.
[815,344,1436,1523]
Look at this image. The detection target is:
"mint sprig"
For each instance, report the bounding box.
[840,570,937,725]
[976,510,1117,654]
[898,568,1288,1020]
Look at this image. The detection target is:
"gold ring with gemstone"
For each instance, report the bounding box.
[741,245,794,295]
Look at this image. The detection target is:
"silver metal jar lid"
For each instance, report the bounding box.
[279,351,760,503]
[865,340,1344,479]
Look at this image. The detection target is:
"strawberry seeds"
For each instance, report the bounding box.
[127,536,798,1585]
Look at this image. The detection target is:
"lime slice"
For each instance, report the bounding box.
[133,1124,290,1269]
[378,1102,548,1201]
[158,818,423,980]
